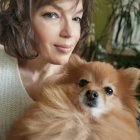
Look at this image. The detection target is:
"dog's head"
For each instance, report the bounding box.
[44,55,140,118]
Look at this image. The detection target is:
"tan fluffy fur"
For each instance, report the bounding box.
[6,55,140,140]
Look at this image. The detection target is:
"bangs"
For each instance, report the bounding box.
[32,0,54,9]
[32,0,80,10]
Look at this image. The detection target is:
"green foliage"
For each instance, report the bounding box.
[85,0,140,68]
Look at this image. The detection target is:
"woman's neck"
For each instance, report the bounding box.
[18,55,62,77]
[17,55,63,100]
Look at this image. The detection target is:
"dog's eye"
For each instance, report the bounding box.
[79,79,89,87]
[104,86,113,95]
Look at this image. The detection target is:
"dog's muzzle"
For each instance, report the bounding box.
[84,90,98,107]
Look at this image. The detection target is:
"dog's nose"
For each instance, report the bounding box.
[85,90,98,100]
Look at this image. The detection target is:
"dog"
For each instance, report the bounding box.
[6,55,140,140]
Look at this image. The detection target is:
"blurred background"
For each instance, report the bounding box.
[83,0,140,68]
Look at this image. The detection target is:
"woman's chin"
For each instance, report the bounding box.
[50,56,70,65]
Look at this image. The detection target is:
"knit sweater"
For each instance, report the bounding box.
[0,45,33,140]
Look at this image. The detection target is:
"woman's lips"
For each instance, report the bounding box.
[54,44,73,53]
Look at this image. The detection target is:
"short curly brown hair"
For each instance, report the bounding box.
[0,0,93,58]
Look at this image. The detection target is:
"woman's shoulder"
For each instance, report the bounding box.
[0,44,3,48]
[0,44,6,58]
[0,44,17,62]
[0,44,4,53]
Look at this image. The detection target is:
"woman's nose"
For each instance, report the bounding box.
[60,19,74,38]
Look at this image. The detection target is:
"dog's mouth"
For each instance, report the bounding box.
[83,90,98,108]
[84,100,97,107]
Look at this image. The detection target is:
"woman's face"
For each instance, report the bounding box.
[32,0,83,64]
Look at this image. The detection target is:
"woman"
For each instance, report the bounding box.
[0,0,93,139]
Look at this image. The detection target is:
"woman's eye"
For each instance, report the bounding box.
[79,79,89,87]
[73,17,82,23]
[42,12,59,19]
[104,86,113,96]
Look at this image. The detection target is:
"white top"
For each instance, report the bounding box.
[0,45,33,140]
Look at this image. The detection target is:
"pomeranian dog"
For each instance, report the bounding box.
[6,55,140,140]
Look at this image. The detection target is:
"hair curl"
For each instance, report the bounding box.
[0,0,93,58]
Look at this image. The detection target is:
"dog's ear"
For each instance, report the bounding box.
[119,67,140,90]
[119,68,140,117]
[65,54,86,74]
[56,55,87,84]
[67,54,86,68]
